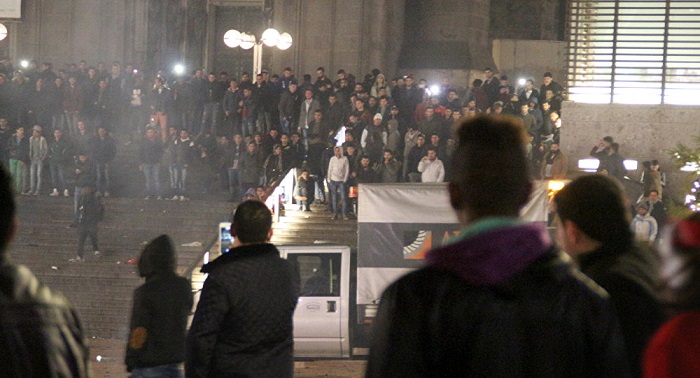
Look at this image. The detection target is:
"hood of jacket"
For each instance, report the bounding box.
[138,235,176,278]
[426,223,552,285]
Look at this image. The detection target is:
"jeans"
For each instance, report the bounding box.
[49,162,67,191]
[143,163,161,197]
[130,364,181,378]
[9,159,27,193]
[170,164,187,195]
[256,111,271,134]
[329,180,347,216]
[242,117,255,138]
[63,111,80,136]
[30,160,43,193]
[315,174,326,201]
[201,102,220,135]
[95,162,110,194]
[280,117,291,135]
[52,114,63,132]
[228,168,241,196]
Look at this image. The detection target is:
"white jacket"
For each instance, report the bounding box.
[417,158,445,183]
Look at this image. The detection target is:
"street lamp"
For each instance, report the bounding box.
[224,27,292,75]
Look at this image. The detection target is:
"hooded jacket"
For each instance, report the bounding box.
[367,221,630,377]
[125,235,192,372]
[0,262,90,377]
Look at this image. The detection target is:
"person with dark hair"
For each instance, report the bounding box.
[70,186,103,262]
[375,149,402,183]
[554,174,665,377]
[7,125,29,194]
[294,169,314,211]
[644,190,668,240]
[327,146,350,220]
[367,116,629,377]
[481,67,500,106]
[71,151,96,227]
[644,213,700,377]
[417,146,444,182]
[0,165,90,376]
[186,200,299,378]
[238,141,262,199]
[126,234,193,376]
[139,126,164,200]
[606,142,627,183]
[591,135,613,172]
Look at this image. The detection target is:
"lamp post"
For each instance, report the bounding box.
[223,28,292,75]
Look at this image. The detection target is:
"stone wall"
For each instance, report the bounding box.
[492,39,566,86]
[490,0,566,41]
[7,0,203,73]
[561,102,700,201]
[270,0,404,79]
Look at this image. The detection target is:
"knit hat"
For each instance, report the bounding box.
[373,113,383,121]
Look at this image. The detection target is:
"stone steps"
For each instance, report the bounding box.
[10,194,232,339]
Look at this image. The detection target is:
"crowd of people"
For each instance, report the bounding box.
[588,135,669,245]
[2,112,700,377]
[0,59,570,210]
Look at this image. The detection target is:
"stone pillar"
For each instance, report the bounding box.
[185,0,207,70]
[400,0,493,71]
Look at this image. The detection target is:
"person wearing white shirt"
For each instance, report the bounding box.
[417,147,445,183]
[327,146,349,220]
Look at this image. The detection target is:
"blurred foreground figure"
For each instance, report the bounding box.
[554,174,665,377]
[644,213,700,377]
[366,116,630,377]
[125,235,193,377]
[0,165,90,376]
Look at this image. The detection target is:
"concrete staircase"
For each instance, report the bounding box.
[9,195,234,339]
[6,131,359,348]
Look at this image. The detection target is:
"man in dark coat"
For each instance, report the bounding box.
[186,200,299,377]
[0,165,90,376]
[366,116,630,377]
[554,174,665,377]
[70,186,103,262]
[126,234,193,375]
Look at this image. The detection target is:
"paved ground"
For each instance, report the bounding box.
[89,338,366,377]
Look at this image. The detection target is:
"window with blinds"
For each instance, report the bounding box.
[567,1,700,105]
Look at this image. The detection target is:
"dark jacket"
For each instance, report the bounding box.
[578,243,665,377]
[49,136,74,165]
[74,158,96,188]
[185,243,299,378]
[7,133,30,163]
[139,137,164,165]
[149,86,173,114]
[367,223,630,377]
[90,134,117,164]
[77,190,103,229]
[204,80,226,104]
[278,89,300,122]
[0,262,90,377]
[170,137,195,166]
[239,151,261,184]
[126,235,192,372]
